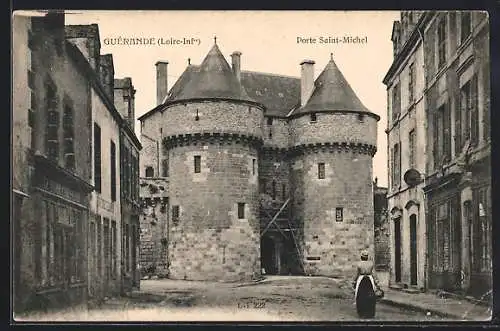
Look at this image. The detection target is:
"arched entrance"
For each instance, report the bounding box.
[410,214,418,286]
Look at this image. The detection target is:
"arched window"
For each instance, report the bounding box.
[145,166,154,178]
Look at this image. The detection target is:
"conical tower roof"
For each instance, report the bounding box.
[298,55,370,114]
[171,43,255,103]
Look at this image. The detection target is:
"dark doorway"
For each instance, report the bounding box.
[410,214,418,286]
[394,218,402,283]
[261,235,278,275]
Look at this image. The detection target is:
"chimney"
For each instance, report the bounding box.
[231,51,242,82]
[155,61,169,106]
[99,54,114,101]
[300,60,315,107]
[65,24,101,71]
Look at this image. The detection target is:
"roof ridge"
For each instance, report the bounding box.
[241,70,300,80]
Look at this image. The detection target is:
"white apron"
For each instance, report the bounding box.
[354,274,376,303]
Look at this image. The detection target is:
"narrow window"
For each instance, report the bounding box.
[437,16,447,68]
[310,113,317,123]
[335,207,343,222]
[408,63,415,103]
[409,129,416,168]
[194,155,201,173]
[94,123,102,193]
[237,203,245,219]
[268,128,273,139]
[267,117,273,125]
[110,140,116,201]
[63,103,75,170]
[318,163,325,179]
[461,12,472,43]
[145,166,154,178]
[162,158,169,177]
[252,158,256,175]
[392,83,401,121]
[272,180,277,200]
[282,184,286,199]
[393,144,400,187]
[172,206,180,225]
[195,109,199,121]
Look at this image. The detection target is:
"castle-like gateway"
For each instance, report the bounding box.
[138,42,379,281]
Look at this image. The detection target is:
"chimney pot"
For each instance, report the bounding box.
[231,51,242,83]
[155,61,169,106]
[300,59,315,107]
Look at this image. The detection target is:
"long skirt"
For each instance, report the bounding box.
[355,276,376,318]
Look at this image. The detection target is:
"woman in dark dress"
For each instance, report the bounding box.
[352,250,381,318]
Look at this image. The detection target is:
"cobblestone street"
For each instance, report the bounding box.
[18,276,453,322]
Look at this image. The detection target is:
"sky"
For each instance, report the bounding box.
[65,10,400,187]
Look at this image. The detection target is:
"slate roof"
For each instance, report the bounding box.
[167,43,255,103]
[296,56,370,115]
[165,67,300,117]
[240,71,300,117]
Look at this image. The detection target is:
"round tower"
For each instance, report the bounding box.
[161,44,264,281]
[290,56,379,277]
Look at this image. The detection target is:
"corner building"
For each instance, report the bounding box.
[139,43,379,281]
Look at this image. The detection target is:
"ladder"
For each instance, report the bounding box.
[260,197,305,273]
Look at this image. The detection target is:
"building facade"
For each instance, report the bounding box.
[384,11,491,297]
[139,42,379,281]
[384,11,428,290]
[11,12,142,314]
[12,12,93,313]
[65,24,142,300]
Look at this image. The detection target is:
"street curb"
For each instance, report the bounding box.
[379,297,461,319]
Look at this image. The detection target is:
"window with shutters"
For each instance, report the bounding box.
[433,103,451,169]
[460,77,479,148]
[94,123,102,193]
[437,16,447,69]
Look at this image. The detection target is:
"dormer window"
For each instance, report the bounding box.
[310,113,317,123]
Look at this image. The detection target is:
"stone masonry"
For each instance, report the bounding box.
[138,43,379,282]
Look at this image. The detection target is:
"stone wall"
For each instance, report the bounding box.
[162,101,264,139]
[167,142,261,281]
[292,149,374,277]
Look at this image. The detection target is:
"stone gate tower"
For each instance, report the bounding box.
[161,43,264,281]
[289,56,379,277]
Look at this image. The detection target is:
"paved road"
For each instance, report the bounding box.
[18,276,446,322]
